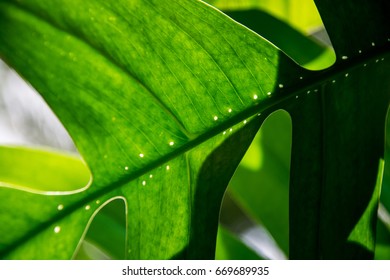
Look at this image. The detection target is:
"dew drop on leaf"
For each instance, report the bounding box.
[54,226,61,234]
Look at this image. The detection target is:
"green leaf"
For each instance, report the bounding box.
[215,226,262,260]
[0,0,389,260]
[0,0,285,259]
[220,9,335,70]
[75,199,126,259]
[285,0,389,259]
[0,146,90,194]
[227,110,291,255]
[208,0,324,34]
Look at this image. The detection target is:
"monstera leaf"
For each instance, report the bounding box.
[0,0,389,259]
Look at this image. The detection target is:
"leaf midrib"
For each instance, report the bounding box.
[2,0,390,258]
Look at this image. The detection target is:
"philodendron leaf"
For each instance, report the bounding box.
[0,0,389,260]
[0,0,292,259]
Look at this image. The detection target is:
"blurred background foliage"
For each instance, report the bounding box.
[0,0,389,259]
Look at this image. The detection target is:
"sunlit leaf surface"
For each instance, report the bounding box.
[0,0,389,259]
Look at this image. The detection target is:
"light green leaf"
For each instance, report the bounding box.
[0,0,286,259]
[208,0,325,34]
[0,146,90,194]
[0,0,389,260]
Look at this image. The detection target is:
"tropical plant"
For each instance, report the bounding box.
[0,0,389,260]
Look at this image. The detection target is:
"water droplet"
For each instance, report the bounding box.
[253,94,258,100]
[142,180,146,186]
[307,90,311,94]
[169,141,175,146]
[223,131,226,135]
[300,76,303,80]
[149,174,153,178]
[358,50,362,54]
[229,128,233,132]
[345,73,349,77]
[54,226,61,233]
[314,89,318,93]
[332,80,336,83]
[57,204,64,211]
[372,42,375,46]
[96,200,100,204]
[228,108,232,113]
[213,116,218,121]
[267,92,272,96]
[125,166,129,170]
[342,56,348,60]
[376,59,379,63]
[364,63,367,67]
[166,165,170,171]
[295,95,299,99]
[279,84,284,88]
[85,205,90,210]
[243,120,247,124]
[381,58,385,61]
[257,113,261,116]
[139,153,144,158]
